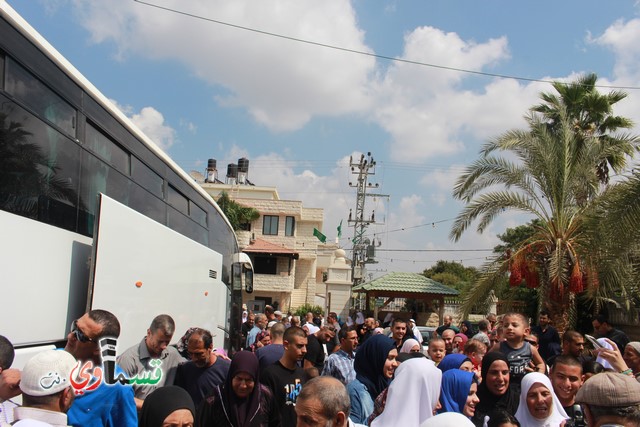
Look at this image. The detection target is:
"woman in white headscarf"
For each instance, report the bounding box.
[514,372,568,427]
[370,357,442,427]
[400,338,421,354]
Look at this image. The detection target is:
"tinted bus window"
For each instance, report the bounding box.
[5,57,76,137]
[0,54,4,90]
[0,96,80,232]
[168,184,188,215]
[190,201,207,227]
[86,123,130,176]
[168,206,208,246]
[128,183,166,225]
[78,151,131,235]
[132,156,162,198]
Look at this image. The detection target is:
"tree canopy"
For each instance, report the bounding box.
[215,191,260,231]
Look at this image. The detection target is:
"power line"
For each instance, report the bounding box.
[133,0,640,91]
[376,248,494,252]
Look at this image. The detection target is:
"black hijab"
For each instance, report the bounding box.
[354,334,396,401]
[139,386,195,427]
[473,352,519,426]
[221,350,261,427]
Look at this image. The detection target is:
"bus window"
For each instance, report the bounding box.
[85,123,130,176]
[190,201,207,227]
[128,183,166,225]
[0,96,81,232]
[168,184,188,215]
[78,152,130,235]
[5,57,76,138]
[132,156,163,198]
[167,205,208,246]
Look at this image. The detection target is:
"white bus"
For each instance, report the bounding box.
[0,1,252,361]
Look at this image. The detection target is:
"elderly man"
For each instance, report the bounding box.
[11,350,77,426]
[65,309,137,426]
[295,376,363,427]
[575,372,640,427]
[246,313,267,349]
[175,328,230,406]
[117,314,185,409]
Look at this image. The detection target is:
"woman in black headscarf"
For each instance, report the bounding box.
[196,351,280,427]
[471,352,519,427]
[140,386,195,427]
[460,320,475,340]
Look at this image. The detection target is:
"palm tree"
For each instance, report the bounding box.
[216,191,260,231]
[449,107,636,328]
[532,73,637,185]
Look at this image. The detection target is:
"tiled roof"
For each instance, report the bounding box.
[242,238,298,256]
[352,272,459,295]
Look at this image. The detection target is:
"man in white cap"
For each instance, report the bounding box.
[575,371,640,426]
[12,350,77,426]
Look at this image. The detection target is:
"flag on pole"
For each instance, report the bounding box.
[313,228,327,243]
[337,220,343,238]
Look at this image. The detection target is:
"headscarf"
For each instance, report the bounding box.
[439,370,476,416]
[438,354,471,373]
[370,358,442,427]
[139,386,195,427]
[514,372,568,427]
[221,351,261,427]
[400,338,421,353]
[420,412,475,427]
[250,330,270,352]
[461,321,475,339]
[354,334,396,401]
[474,352,519,422]
[455,333,469,348]
[356,311,365,325]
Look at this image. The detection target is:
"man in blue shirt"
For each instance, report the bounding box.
[65,309,137,427]
[322,327,358,385]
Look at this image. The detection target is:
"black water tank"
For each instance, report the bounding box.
[227,163,238,178]
[238,157,249,173]
[207,159,217,169]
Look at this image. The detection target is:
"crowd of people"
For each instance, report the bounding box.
[1,307,640,427]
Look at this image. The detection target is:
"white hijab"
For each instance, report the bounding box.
[514,373,568,427]
[370,358,442,427]
[420,412,474,427]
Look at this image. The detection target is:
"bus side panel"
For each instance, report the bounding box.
[0,210,91,347]
[90,194,229,354]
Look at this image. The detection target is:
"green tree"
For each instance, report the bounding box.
[532,73,637,185]
[450,106,636,329]
[215,191,260,231]
[422,260,478,293]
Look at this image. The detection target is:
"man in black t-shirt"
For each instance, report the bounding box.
[304,324,336,370]
[262,326,308,427]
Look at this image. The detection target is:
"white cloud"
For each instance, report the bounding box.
[71,0,375,132]
[129,107,177,151]
[590,18,640,83]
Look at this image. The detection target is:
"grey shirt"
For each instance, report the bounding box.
[117,337,186,400]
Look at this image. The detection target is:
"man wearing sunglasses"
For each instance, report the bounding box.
[65,309,137,427]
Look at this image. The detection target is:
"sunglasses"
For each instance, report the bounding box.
[70,319,97,343]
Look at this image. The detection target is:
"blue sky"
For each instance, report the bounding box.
[7,0,640,277]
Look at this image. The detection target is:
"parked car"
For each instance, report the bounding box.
[417,326,437,350]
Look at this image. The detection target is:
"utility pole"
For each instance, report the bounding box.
[348,153,388,308]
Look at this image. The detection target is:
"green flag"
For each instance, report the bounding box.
[313,228,327,243]
[337,220,343,238]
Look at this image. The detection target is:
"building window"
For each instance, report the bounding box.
[285,216,295,236]
[263,215,278,235]
[254,256,277,275]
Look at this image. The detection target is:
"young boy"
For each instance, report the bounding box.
[490,312,545,390]
[427,337,446,365]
